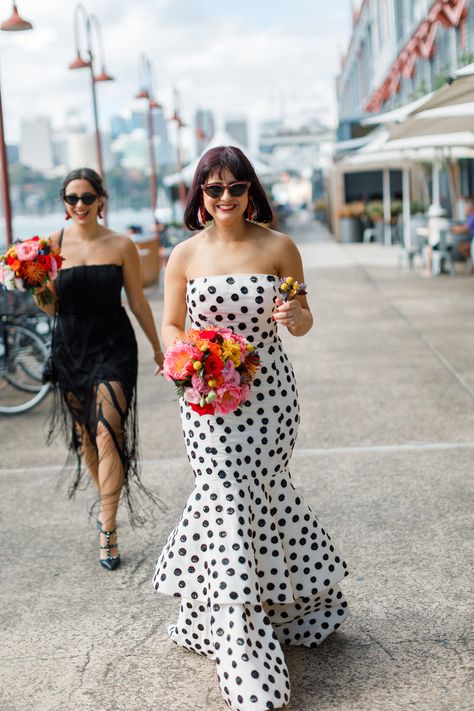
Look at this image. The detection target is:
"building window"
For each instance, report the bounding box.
[394,0,405,44]
[464,0,474,57]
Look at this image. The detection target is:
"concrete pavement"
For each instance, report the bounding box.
[1,217,473,711]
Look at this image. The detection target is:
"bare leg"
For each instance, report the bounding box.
[82,428,99,488]
[66,392,99,487]
[95,381,128,559]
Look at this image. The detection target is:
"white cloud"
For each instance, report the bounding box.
[1,0,351,145]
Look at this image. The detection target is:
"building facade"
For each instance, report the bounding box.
[19,117,55,173]
[195,109,215,154]
[224,118,249,148]
[338,0,474,119]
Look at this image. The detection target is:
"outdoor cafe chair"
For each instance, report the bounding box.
[430,229,456,276]
[398,217,426,268]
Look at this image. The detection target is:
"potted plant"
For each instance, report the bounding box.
[338,202,364,242]
[364,201,385,242]
[313,198,328,223]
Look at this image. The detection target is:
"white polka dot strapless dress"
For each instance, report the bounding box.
[153,274,349,711]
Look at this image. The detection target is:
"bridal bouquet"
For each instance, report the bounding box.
[278,276,307,302]
[163,326,261,416]
[0,236,63,306]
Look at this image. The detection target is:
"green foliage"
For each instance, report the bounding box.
[390,200,402,217]
[458,51,474,67]
[365,200,384,221]
[410,200,426,215]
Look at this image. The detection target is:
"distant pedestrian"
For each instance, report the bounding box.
[451,199,474,269]
[34,167,164,570]
[153,146,349,711]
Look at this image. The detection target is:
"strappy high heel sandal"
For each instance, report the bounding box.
[96,519,121,571]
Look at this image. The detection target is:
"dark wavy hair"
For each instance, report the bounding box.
[184,146,273,231]
[60,167,109,200]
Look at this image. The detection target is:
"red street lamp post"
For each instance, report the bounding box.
[0,3,33,246]
[68,4,113,225]
[169,89,187,208]
[135,55,160,217]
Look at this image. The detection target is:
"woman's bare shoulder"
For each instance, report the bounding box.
[170,231,200,257]
[256,225,297,255]
[105,231,137,256]
[47,229,65,247]
[162,231,199,276]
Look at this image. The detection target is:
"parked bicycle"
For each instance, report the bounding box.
[0,290,52,415]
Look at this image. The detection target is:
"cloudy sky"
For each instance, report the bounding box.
[1,0,353,146]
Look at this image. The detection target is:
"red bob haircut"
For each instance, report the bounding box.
[183,145,273,231]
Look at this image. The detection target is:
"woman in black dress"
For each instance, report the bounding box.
[36,168,164,570]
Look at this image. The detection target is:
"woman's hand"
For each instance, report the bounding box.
[153,349,165,376]
[32,284,57,314]
[272,297,303,329]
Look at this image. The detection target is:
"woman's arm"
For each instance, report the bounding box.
[161,241,189,349]
[272,235,313,337]
[121,237,164,368]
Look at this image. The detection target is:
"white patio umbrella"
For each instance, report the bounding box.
[417,62,474,112]
[388,113,474,141]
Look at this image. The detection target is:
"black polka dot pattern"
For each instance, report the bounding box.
[153,274,349,711]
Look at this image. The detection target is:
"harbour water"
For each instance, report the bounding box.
[0,208,157,250]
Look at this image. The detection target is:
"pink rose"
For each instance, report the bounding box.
[215,385,243,415]
[163,343,200,381]
[183,387,201,404]
[48,257,58,280]
[191,372,210,394]
[222,360,240,387]
[216,327,234,341]
[15,239,39,262]
[239,383,250,403]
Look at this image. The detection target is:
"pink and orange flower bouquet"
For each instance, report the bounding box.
[163,327,261,416]
[0,236,63,306]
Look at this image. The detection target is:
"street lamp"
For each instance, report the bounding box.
[68,4,113,224]
[169,89,187,208]
[0,2,33,246]
[135,54,161,216]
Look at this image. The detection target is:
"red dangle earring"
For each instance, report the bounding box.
[98,209,104,219]
[65,212,71,220]
[199,203,207,225]
[246,197,254,221]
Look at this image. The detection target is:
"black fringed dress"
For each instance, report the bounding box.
[50,261,143,521]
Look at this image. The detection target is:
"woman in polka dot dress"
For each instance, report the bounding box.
[153,146,349,710]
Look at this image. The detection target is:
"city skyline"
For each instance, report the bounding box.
[2,0,353,147]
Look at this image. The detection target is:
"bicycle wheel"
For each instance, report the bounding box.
[0,323,51,415]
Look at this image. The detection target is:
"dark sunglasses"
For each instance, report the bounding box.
[201,181,250,199]
[64,192,99,206]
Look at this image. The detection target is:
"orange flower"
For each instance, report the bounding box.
[185,329,201,344]
[207,341,222,357]
[10,259,21,272]
[19,260,46,285]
